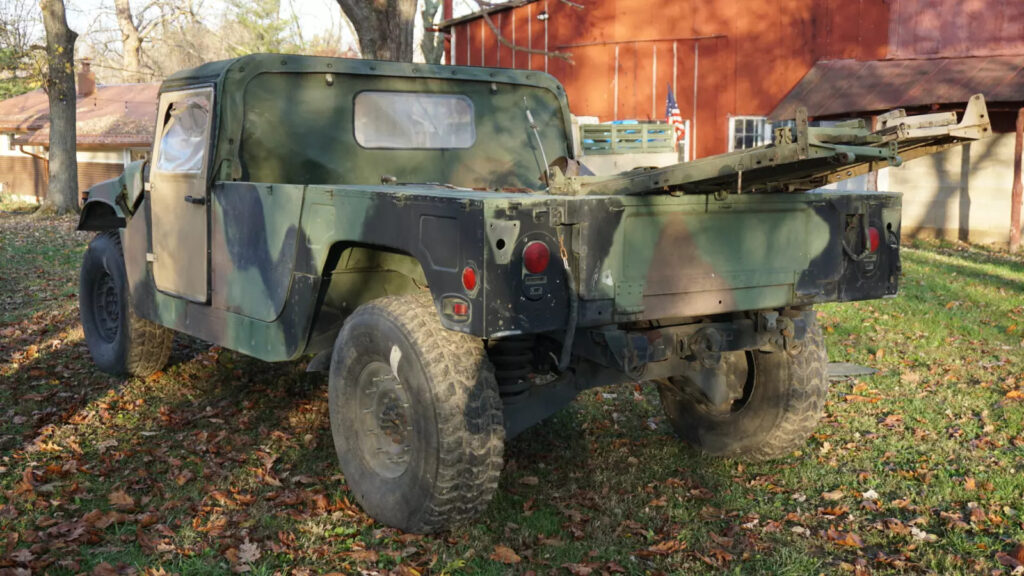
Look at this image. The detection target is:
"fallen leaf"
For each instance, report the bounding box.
[825,526,864,548]
[822,489,844,501]
[910,526,939,542]
[108,490,136,511]
[92,562,119,576]
[861,489,879,500]
[489,545,521,564]
[518,476,539,486]
[562,563,594,576]
[238,538,261,564]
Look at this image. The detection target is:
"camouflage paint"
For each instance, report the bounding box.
[76,55,986,365]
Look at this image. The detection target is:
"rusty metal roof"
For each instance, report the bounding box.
[770,56,1024,121]
[0,83,159,147]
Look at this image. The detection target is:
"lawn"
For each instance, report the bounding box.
[1,207,1023,575]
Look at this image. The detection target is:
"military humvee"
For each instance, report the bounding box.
[77,54,990,533]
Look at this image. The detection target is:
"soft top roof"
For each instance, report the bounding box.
[160,53,567,96]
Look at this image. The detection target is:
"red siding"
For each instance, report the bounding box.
[889,0,1024,58]
[450,0,890,158]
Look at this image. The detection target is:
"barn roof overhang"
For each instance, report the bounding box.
[437,0,536,29]
[770,56,1024,121]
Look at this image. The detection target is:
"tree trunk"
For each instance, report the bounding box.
[421,0,444,64]
[114,0,144,82]
[40,0,79,215]
[336,0,416,62]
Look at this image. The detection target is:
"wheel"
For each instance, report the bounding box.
[79,231,173,377]
[328,294,504,533]
[657,314,828,461]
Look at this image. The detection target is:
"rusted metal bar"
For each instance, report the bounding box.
[1011,108,1023,252]
[556,34,726,49]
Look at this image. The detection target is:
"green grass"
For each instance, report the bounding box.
[1,210,1022,575]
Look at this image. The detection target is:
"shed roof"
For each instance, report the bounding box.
[437,0,535,29]
[770,56,1024,121]
[0,83,159,147]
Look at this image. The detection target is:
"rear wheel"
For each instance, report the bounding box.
[79,231,173,377]
[657,314,828,461]
[328,294,504,533]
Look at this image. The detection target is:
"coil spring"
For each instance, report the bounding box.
[487,336,536,400]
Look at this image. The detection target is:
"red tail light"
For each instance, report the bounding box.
[523,241,550,274]
[868,227,881,253]
[462,266,477,291]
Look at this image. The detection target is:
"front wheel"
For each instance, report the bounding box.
[657,314,828,461]
[79,231,173,377]
[328,294,505,533]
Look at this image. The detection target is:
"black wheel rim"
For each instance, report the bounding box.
[92,270,120,343]
[354,361,412,478]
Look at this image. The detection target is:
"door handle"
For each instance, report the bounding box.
[184,195,206,205]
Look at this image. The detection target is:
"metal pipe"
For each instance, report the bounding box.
[527,4,532,70]
[511,10,516,68]
[543,0,549,73]
[693,41,699,159]
[613,45,619,121]
[1011,108,1023,252]
[651,44,656,120]
[556,34,725,49]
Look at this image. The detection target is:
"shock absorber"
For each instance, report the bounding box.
[487,336,536,401]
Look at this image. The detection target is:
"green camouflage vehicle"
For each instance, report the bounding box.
[77,54,990,533]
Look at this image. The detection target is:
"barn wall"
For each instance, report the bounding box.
[450,0,889,158]
[888,0,1024,58]
[886,133,1017,246]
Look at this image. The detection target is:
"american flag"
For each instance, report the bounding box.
[665,85,686,150]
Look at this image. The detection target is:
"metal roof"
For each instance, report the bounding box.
[437,0,536,29]
[770,56,1024,121]
[0,83,159,147]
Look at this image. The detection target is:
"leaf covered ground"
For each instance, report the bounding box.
[1,208,1023,575]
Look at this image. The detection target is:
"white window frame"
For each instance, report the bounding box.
[727,115,771,152]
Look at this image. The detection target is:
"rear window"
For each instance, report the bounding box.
[354,91,475,149]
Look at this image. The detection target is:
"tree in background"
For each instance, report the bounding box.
[222,0,304,56]
[420,0,444,64]
[335,0,416,61]
[40,0,79,214]
[0,0,44,98]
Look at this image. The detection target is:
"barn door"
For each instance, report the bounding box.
[149,87,214,303]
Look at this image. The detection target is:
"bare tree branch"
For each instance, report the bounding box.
[477,7,574,64]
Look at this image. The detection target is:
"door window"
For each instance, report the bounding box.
[156,96,210,173]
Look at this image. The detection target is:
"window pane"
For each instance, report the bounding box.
[157,96,209,173]
[355,92,475,149]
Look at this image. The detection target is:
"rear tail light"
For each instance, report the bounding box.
[523,241,550,274]
[868,227,881,253]
[462,266,477,292]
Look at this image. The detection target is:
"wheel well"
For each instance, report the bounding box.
[78,200,125,231]
[304,243,430,355]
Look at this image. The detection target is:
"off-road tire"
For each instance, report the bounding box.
[328,294,504,533]
[658,314,828,461]
[80,231,173,377]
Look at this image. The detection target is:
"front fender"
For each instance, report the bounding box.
[77,176,126,231]
[77,160,148,232]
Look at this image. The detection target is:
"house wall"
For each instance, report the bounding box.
[884,133,1018,246]
[449,0,888,158]
[0,134,129,203]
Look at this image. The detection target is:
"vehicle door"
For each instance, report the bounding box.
[149,87,214,303]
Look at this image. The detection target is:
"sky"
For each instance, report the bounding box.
[62,0,486,54]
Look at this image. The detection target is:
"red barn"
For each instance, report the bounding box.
[441,0,1022,156]
[441,0,1024,246]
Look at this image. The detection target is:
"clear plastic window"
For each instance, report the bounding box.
[156,96,210,172]
[354,92,475,149]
